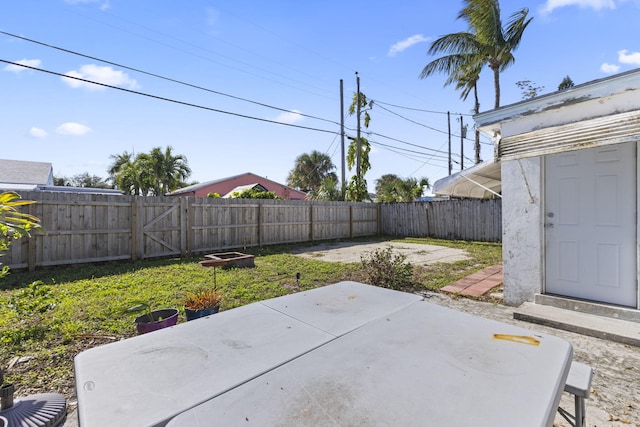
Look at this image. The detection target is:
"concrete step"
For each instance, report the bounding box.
[534,293,640,323]
[514,302,640,347]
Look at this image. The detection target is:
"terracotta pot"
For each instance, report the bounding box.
[134,308,179,334]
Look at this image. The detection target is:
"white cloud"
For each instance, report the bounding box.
[28,127,48,138]
[206,7,220,27]
[540,0,616,14]
[388,34,430,57]
[3,58,42,73]
[56,122,92,136]
[65,0,110,10]
[600,62,621,73]
[62,64,139,91]
[276,110,304,124]
[618,49,640,65]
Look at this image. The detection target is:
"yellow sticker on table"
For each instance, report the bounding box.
[493,334,541,346]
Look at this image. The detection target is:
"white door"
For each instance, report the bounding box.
[545,143,637,307]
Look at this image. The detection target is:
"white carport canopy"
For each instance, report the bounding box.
[432,160,501,199]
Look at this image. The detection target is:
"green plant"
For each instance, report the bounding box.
[0,191,42,278]
[361,247,414,291]
[126,302,157,323]
[183,288,222,311]
[9,281,56,316]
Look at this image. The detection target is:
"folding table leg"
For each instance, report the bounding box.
[574,395,585,427]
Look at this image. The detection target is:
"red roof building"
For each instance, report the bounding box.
[167,172,307,200]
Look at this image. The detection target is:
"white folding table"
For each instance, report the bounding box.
[74,281,572,427]
[74,281,422,426]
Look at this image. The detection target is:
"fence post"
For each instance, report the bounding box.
[133,198,145,260]
[349,205,354,238]
[180,197,188,256]
[258,202,264,247]
[131,199,138,261]
[309,203,315,242]
[28,203,36,271]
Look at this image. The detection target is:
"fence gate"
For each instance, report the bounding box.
[134,199,186,260]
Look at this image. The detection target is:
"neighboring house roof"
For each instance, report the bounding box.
[167,172,307,200]
[0,158,123,195]
[432,159,501,199]
[0,159,53,186]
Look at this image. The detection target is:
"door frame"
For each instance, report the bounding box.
[542,142,640,309]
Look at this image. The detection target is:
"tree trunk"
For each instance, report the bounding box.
[473,83,481,164]
[493,66,500,109]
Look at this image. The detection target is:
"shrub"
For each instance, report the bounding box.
[183,288,222,310]
[361,247,414,290]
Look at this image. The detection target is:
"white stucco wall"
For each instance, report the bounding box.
[501,157,543,306]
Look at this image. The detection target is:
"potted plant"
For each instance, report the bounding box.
[183,288,222,321]
[127,302,179,334]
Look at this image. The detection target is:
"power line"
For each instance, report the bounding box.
[5,30,492,160]
[0,31,341,127]
[366,131,451,157]
[373,99,474,117]
[77,10,338,101]
[0,59,341,136]
[374,102,455,137]
[367,139,451,161]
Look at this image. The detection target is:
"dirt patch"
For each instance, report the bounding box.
[291,241,469,265]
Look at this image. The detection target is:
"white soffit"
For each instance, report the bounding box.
[498,110,640,161]
[432,160,501,199]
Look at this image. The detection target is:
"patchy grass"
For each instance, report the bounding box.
[0,237,501,402]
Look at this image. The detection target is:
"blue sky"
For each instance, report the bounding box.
[2,0,640,193]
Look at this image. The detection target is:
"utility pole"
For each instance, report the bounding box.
[459,115,464,170]
[475,126,481,164]
[340,79,345,198]
[447,111,452,175]
[356,71,361,180]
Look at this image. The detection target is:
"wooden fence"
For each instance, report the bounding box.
[5,193,501,271]
[380,199,502,242]
[6,192,379,271]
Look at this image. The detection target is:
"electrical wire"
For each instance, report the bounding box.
[373,99,474,117]
[366,131,451,157]
[2,31,494,173]
[0,59,341,136]
[0,31,341,127]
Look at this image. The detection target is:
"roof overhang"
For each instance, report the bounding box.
[432,160,501,199]
[474,68,640,140]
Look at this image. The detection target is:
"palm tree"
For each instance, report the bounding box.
[308,176,342,201]
[108,147,191,196]
[287,151,337,193]
[374,175,430,202]
[107,151,133,187]
[460,0,532,108]
[421,0,532,109]
[146,146,192,195]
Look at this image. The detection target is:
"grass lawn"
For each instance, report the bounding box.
[0,236,501,401]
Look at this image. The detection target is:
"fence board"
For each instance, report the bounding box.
[381,199,501,242]
[4,192,500,271]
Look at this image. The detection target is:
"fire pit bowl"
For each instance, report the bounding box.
[200,252,255,269]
